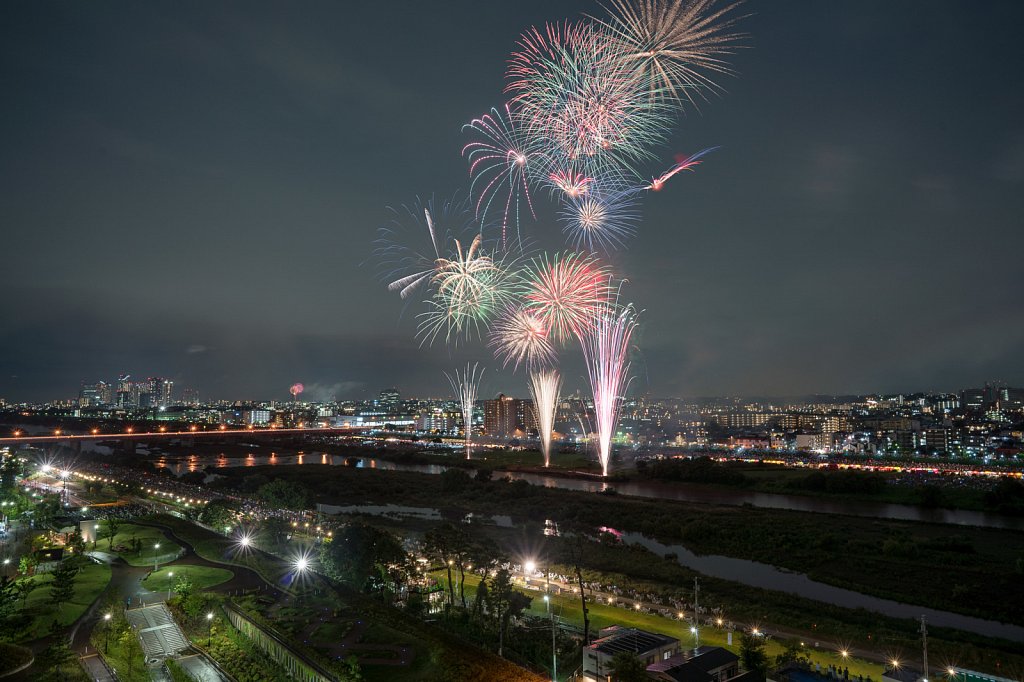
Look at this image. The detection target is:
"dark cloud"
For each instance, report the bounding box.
[1,0,1023,402]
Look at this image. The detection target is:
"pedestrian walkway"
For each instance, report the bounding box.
[79,652,116,681]
[125,604,189,661]
[176,654,231,681]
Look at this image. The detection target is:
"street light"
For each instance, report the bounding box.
[167,571,174,600]
[206,612,214,647]
[153,543,160,570]
[103,613,112,653]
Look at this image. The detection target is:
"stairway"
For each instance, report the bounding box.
[126,603,190,661]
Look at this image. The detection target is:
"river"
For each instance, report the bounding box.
[153,451,1024,531]
[309,500,1024,642]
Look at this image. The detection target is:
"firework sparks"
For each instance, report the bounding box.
[374,197,474,300]
[579,292,638,476]
[446,363,484,459]
[560,186,641,251]
[598,0,744,106]
[520,252,614,343]
[463,105,539,249]
[507,21,671,180]
[417,234,516,344]
[489,306,555,371]
[647,147,717,190]
[548,169,593,198]
[528,369,563,467]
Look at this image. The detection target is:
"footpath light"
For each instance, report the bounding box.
[167,571,174,600]
[103,613,112,653]
[206,612,214,647]
[153,543,161,570]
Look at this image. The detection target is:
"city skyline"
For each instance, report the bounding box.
[3,1,1023,401]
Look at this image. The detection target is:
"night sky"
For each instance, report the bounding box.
[2,1,1023,403]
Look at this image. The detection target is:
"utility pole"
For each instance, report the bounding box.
[693,577,700,650]
[921,616,929,682]
[547,569,556,682]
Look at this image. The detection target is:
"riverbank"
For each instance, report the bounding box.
[207,463,1024,630]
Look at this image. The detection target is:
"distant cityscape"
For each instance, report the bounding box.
[2,377,1022,460]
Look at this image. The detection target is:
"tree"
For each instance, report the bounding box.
[67,529,85,557]
[38,621,74,680]
[740,632,769,678]
[196,499,235,530]
[440,468,472,494]
[565,534,591,645]
[487,568,531,657]
[319,522,408,595]
[49,560,80,612]
[261,517,291,550]
[256,480,308,510]
[424,524,458,607]
[120,627,144,680]
[608,651,649,682]
[104,516,121,550]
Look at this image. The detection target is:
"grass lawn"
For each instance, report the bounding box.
[144,514,290,588]
[141,565,234,593]
[18,561,112,641]
[442,572,884,681]
[94,522,183,567]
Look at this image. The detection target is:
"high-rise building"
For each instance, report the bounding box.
[961,388,986,412]
[483,394,537,438]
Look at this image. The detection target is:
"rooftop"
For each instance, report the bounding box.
[588,627,678,656]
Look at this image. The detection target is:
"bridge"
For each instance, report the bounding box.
[0,425,367,447]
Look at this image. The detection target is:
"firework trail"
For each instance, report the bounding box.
[374,196,475,300]
[647,147,717,191]
[579,291,638,476]
[597,0,745,107]
[520,252,613,343]
[528,369,563,467]
[463,105,539,250]
[489,305,556,371]
[560,186,641,252]
[417,234,516,344]
[446,363,484,459]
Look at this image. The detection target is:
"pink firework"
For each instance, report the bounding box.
[647,147,717,191]
[548,169,593,197]
[579,295,638,476]
[520,253,613,343]
[289,383,304,398]
[462,105,538,249]
[488,306,555,371]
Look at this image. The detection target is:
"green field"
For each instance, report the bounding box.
[141,565,234,592]
[94,521,183,567]
[17,561,112,641]
[443,571,883,680]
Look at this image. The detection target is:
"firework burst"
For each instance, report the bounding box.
[560,186,641,251]
[446,363,484,459]
[489,305,555,371]
[528,369,563,467]
[520,252,614,343]
[417,234,516,344]
[374,196,475,300]
[463,105,539,250]
[507,21,671,180]
[579,292,638,476]
[598,0,744,106]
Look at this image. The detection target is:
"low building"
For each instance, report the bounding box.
[647,646,749,682]
[583,626,680,682]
